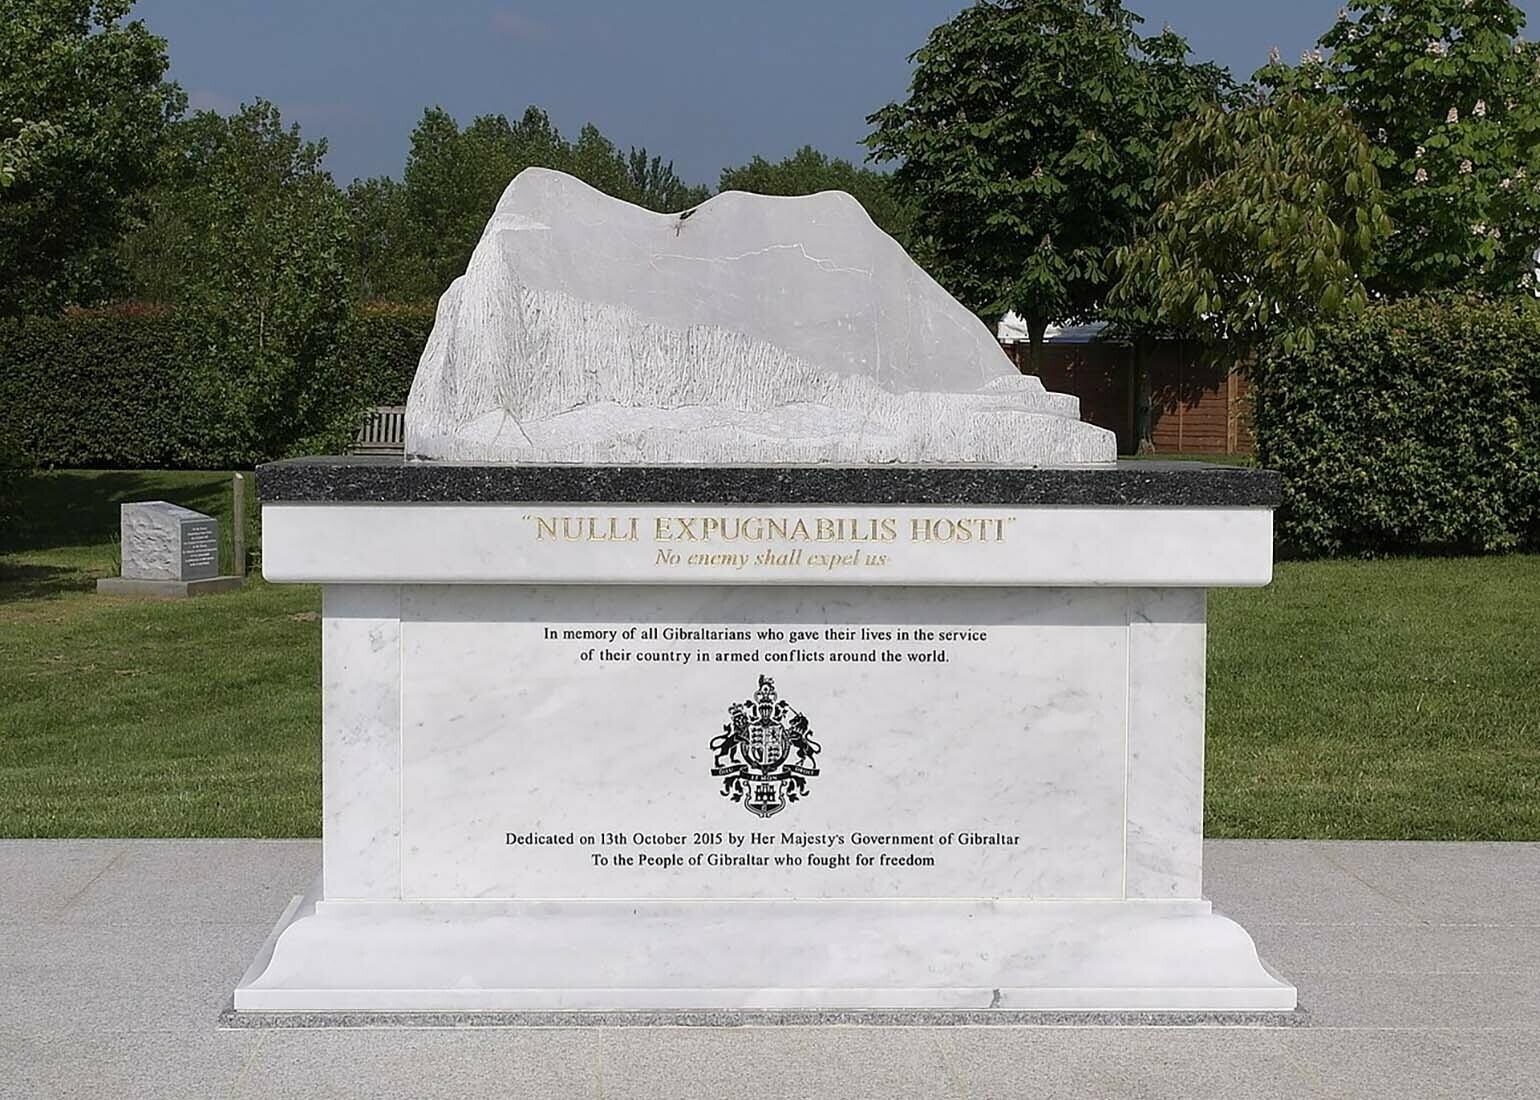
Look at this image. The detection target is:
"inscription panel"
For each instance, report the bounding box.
[398,584,1130,902]
[179,519,220,580]
[260,503,1276,587]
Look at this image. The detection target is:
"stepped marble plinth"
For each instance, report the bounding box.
[238,459,1295,1014]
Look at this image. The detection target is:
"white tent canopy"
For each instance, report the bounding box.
[996,312,1109,345]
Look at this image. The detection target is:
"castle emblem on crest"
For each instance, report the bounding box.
[710,675,821,818]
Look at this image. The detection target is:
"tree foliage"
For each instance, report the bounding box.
[344,175,416,303]
[626,145,710,213]
[120,101,354,459]
[0,117,61,188]
[351,106,709,301]
[1263,0,1540,297]
[0,0,182,313]
[719,145,917,248]
[1113,92,1392,356]
[865,0,1228,367]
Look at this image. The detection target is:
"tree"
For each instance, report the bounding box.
[394,108,520,300]
[122,101,353,459]
[567,122,634,204]
[0,118,61,188]
[0,0,182,313]
[719,145,917,248]
[628,147,710,214]
[344,175,423,302]
[569,123,709,211]
[1112,92,1392,358]
[865,0,1229,371]
[371,106,708,301]
[1264,0,1540,297]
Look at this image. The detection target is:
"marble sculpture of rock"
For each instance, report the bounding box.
[405,168,1116,465]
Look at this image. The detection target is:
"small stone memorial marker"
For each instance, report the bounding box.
[97,501,242,599]
[121,501,218,580]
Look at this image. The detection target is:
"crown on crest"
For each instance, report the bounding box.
[754,675,778,708]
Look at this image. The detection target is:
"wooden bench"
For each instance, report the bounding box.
[353,406,406,455]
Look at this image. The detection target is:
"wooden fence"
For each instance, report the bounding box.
[1001,339,1251,456]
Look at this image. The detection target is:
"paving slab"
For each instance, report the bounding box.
[0,841,121,925]
[596,1027,965,1100]
[941,1028,1320,1100]
[0,922,272,1033]
[1287,971,1540,1030]
[1246,921,1540,976]
[230,1030,603,1100]
[0,1027,264,1100]
[1311,841,1540,925]
[1203,839,1425,926]
[2,839,1539,1100]
[47,839,317,927]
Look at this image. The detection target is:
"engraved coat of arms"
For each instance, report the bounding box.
[710,675,821,818]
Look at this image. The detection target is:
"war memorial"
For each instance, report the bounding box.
[240,168,1294,1014]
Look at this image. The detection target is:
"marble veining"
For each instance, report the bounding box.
[1123,588,1207,898]
[321,585,403,900]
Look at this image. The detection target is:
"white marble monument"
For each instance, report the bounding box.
[240,169,1295,1015]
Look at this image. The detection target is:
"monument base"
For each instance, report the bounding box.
[235,878,1295,1013]
[97,576,243,599]
[248,460,1297,1020]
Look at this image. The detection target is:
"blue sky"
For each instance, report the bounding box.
[135,1,1540,188]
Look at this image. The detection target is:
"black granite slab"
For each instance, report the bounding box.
[256,456,1279,507]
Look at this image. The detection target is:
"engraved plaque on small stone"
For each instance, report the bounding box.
[121,501,221,581]
[178,519,219,580]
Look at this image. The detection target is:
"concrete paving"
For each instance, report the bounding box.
[1,838,1537,1099]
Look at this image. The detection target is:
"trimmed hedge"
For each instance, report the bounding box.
[1253,296,1540,557]
[0,303,435,469]
[341,302,438,414]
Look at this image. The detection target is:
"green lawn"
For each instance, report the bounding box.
[2,469,1537,839]
[1,470,320,836]
[1208,556,1539,838]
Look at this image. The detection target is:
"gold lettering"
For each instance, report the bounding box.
[644,512,1019,547]
[528,514,641,541]
[907,516,1013,543]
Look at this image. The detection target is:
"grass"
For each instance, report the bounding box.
[1208,556,1540,839]
[2,469,1537,839]
[1,470,320,836]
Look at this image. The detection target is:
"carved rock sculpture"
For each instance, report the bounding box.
[406,168,1115,466]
